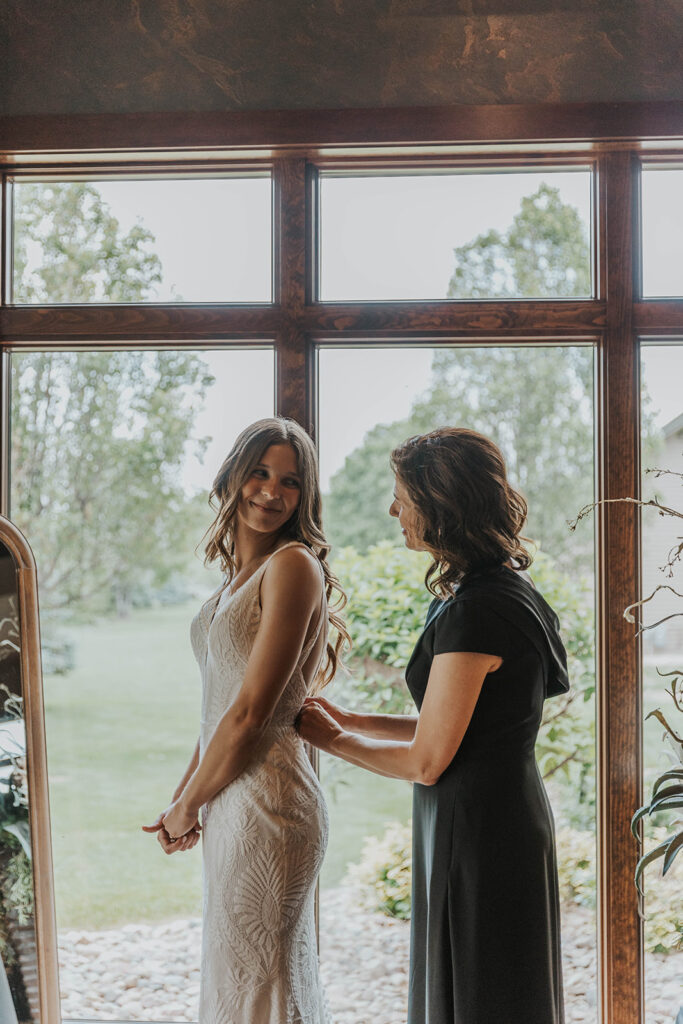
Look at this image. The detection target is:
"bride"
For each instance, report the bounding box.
[143,417,348,1024]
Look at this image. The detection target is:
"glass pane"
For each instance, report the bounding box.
[12,177,272,303]
[319,170,592,301]
[639,343,683,1024]
[318,344,597,1024]
[641,168,683,298]
[10,347,274,1022]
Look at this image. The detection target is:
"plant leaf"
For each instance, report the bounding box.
[652,769,683,795]
[646,708,683,746]
[662,829,683,875]
[634,837,670,895]
[631,804,651,838]
[649,783,683,803]
[2,821,32,859]
[649,794,683,816]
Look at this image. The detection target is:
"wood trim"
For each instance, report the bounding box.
[633,300,683,333]
[275,327,310,429]
[302,301,606,335]
[0,350,9,515]
[0,301,607,346]
[275,159,307,313]
[1,102,682,157]
[596,150,642,1024]
[0,305,280,343]
[274,159,310,429]
[0,176,8,307]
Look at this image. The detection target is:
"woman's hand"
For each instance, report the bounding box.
[296,698,346,752]
[161,799,200,844]
[142,803,201,855]
[308,694,354,729]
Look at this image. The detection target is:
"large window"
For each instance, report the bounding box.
[639,343,683,1024]
[10,347,275,1022]
[318,343,598,1024]
[640,167,683,299]
[1,127,681,1024]
[319,169,593,301]
[12,176,273,304]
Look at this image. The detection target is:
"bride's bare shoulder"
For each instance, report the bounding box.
[262,543,322,599]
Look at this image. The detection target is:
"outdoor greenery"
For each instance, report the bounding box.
[0,677,33,1007]
[345,820,412,920]
[13,183,162,305]
[14,179,659,950]
[333,543,596,828]
[624,483,683,936]
[40,603,410,928]
[447,182,591,299]
[11,184,215,623]
[325,186,596,570]
[345,818,683,955]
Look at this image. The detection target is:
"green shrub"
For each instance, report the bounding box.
[333,542,431,668]
[641,826,683,954]
[556,827,596,908]
[344,820,412,920]
[333,543,597,825]
[0,842,33,925]
[347,821,682,955]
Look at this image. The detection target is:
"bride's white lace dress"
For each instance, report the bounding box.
[190,542,330,1024]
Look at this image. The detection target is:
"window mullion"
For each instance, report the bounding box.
[596,149,643,1024]
[274,157,310,428]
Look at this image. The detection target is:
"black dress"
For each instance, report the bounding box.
[405,565,568,1024]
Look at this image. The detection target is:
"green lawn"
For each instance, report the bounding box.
[43,603,411,930]
[44,604,671,931]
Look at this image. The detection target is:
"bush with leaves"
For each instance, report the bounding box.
[332,542,596,824]
[345,821,412,920]
[347,821,682,954]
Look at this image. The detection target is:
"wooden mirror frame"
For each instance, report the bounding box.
[0,515,59,1024]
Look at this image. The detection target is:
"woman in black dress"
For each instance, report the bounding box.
[297,426,568,1024]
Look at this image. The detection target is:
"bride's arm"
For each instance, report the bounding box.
[160,547,322,838]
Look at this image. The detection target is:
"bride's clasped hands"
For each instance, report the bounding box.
[142,801,201,855]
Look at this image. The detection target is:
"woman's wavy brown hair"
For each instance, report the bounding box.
[390,427,533,599]
[202,417,349,689]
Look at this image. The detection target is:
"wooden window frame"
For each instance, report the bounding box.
[2,100,683,1024]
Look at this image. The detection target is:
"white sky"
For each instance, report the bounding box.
[13,170,683,493]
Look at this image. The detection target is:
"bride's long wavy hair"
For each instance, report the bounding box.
[202,417,350,689]
[391,427,533,599]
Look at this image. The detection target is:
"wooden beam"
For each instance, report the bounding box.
[596,149,643,1024]
[0,305,280,343]
[274,159,311,429]
[1,102,683,158]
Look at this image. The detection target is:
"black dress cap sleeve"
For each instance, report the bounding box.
[433,597,520,662]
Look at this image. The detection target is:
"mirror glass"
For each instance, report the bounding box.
[0,540,38,1024]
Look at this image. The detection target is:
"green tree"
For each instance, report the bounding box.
[325,186,621,570]
[10,184,214,617]
[13,182,162,303]
[447,182,591,299]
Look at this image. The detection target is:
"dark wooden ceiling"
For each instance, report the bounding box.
[1,0,681,117]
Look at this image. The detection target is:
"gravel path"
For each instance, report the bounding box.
[57,889,681,1023]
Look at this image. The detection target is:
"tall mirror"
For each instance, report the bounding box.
[0,516,59,1024]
